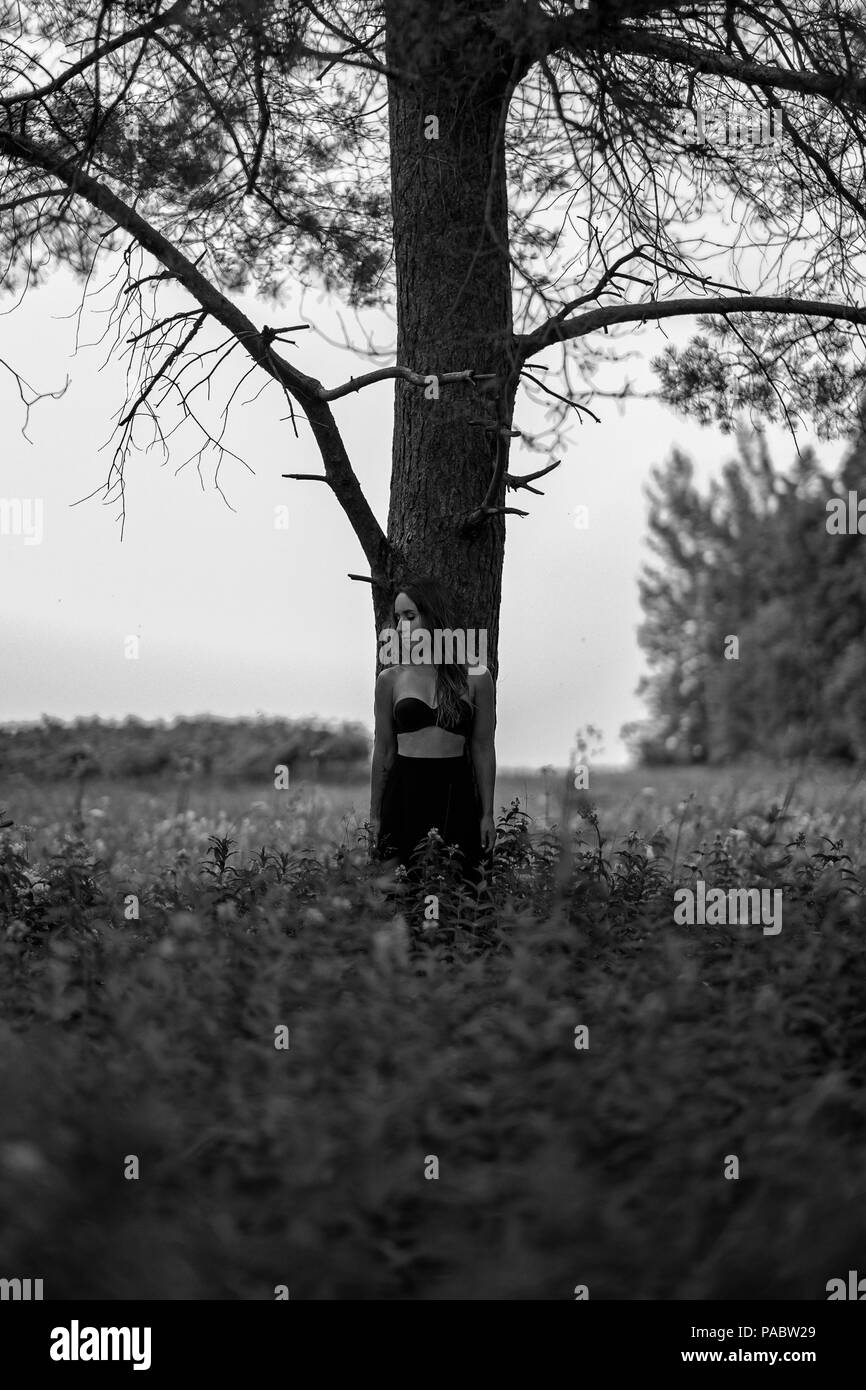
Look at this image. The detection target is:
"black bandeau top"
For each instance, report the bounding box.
[394,694,474,740]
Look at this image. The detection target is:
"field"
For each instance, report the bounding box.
[1,757,866,1299]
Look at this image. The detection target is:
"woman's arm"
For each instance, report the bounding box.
[369,668,396,836]
[469,669,496,844]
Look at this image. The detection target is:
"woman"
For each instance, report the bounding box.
[369,574,496,882]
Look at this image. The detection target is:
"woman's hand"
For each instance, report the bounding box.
[480,813,496,853]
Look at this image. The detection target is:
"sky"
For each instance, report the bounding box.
[0,258,847,770]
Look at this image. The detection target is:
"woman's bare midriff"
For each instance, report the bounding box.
[396,727,466,758]
[391,669,475,758]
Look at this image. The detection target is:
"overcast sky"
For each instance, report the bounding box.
[0,259,845,769]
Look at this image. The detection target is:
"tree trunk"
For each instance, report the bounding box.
[379,0,517,680]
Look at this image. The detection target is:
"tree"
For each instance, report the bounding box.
[628,446,720,761]
[626,420,866,764]
[5,1,866,679]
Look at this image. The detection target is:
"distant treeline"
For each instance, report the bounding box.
[0,715,371,783]
[623,424,866,765]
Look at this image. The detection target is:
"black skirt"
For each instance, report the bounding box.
[377,751,482,878]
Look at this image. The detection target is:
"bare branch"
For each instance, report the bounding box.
[0,354,69,442]
[521,364,602,421]
[469,505,530,522]
[0,186,70,213]
[517,295,866,361]
[319,365,499,401]
[0,124,391,576]
[118,310,207,426]
[348,571,391,588]
[505,459,562,494]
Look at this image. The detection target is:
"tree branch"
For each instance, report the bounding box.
[470,505,529,521]
[0,124,391,578]
[0,353,69,442]
[557,21,866,110]
[348,571,391,588]
[319,365,499,401]
[517,295,866,361]
[0,186,70,213]
[0,0,194,109]
[505,459,562,495]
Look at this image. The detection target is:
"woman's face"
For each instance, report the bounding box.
[394,592,427,645]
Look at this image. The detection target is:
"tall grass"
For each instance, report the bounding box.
[1,761,865,1298]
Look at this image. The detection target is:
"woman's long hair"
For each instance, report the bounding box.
[393,573,470,729]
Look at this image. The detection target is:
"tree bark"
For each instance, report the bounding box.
[379,0,518,680]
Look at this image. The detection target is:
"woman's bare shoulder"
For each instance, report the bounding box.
[467,666,494,700]
[375,666,398,704]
